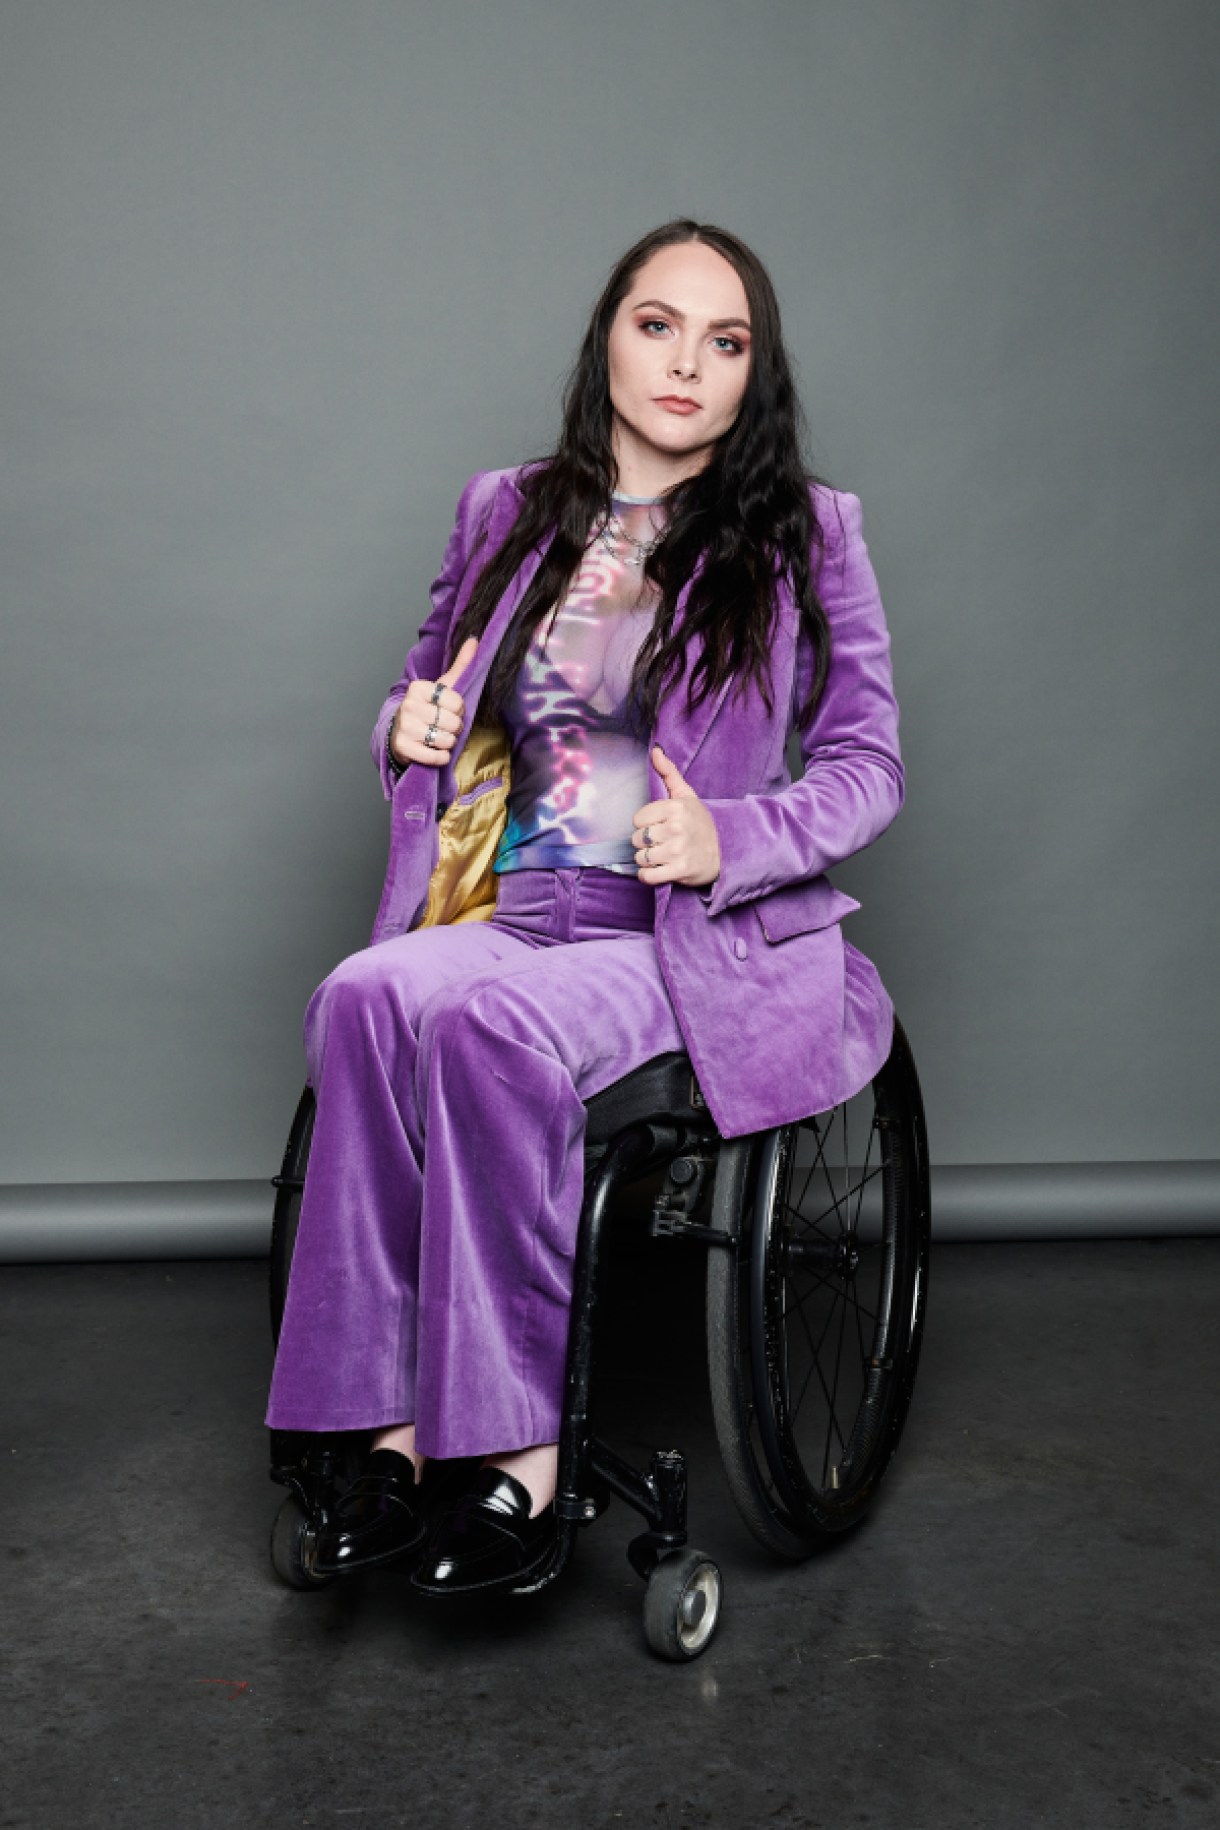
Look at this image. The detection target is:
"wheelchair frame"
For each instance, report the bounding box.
[268,1020,930,1660]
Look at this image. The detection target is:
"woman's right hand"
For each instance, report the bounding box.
[389,636,479,768]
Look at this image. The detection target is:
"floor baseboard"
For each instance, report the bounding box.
[0,1161,1217,1262]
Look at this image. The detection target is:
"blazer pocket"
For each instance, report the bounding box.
[750,873,861,942]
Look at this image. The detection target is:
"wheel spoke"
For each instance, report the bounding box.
[791,1148,819,1223]
[780,1259,841,1312]
[786,1163,884,1239]
[782,1273,878,1328]
[800,1110,880,1239]
[810,1277,849,1360]
[810,1138,851,1236]
[788,1288,850,1464]
[787,1312,821,1420]
[821,1267,852,1486]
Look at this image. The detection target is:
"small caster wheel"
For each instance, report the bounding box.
[642,1548,722,1660]
[270,1494,335,1591]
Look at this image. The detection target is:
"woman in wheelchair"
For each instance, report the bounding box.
[264,219,920,1622]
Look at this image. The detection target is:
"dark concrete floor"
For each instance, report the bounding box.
[3,1235,1218,1829]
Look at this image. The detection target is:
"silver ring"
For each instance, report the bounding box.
[643,826,653,846]
[424,723,440,747]
[644,846,652,866]
[430,682,444,705]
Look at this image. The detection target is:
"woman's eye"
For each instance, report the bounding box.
[712,335,745,355]
[640,318,672,336]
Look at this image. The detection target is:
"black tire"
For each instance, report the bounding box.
[642,1549,723,1661]
[707,1014,930,1559]
[270,1086,316,1344]
[269,1493,335,1591]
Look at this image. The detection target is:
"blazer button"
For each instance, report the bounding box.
[733,937,748,961]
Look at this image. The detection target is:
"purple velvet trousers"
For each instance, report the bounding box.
[264,866,685,1460]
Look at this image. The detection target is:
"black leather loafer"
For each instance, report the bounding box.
[311,1448,429,1576]
[410,1467,557,1596]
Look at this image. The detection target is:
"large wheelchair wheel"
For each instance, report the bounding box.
[270,1085,316,1343]
[707,1014,930,1560]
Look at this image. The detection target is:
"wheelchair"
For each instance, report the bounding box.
[267,1013,930,1661]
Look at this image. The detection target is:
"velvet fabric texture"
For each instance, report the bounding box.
[368,466,904,1138]
[264,867,685,1455]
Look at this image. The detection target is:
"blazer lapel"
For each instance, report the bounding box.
[649,565,802,795]
[452,550,545,726]
[440,479,549,783]
[646,568,733,796]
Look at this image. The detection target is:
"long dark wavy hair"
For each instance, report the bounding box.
[449,219,832,737]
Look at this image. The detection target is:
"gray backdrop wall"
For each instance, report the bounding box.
[3,0,1217,1253]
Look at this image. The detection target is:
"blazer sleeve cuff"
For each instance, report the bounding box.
[696,796,779,916]
[373,693,409,799]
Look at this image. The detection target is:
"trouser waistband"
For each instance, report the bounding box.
[491,866,655,941]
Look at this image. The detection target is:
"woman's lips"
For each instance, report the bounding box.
[654,396,701,415]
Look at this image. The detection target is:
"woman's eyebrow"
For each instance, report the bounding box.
[632,297,752,333]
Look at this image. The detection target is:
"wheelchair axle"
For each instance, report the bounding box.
[783,1230,861,1277]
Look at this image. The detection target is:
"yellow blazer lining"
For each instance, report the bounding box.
[417,715,512,928]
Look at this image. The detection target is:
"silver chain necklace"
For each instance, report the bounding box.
[595,508,663,568]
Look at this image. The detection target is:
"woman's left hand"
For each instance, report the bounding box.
[631,745,722,888]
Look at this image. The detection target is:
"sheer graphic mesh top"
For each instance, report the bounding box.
[493,493,667,876]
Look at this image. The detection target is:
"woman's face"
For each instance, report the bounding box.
[606,240,752,485]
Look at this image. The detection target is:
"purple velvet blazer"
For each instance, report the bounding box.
[368,466,904,1139]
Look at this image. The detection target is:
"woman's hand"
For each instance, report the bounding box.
[631,745,722,888]
[389,636,479,768]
